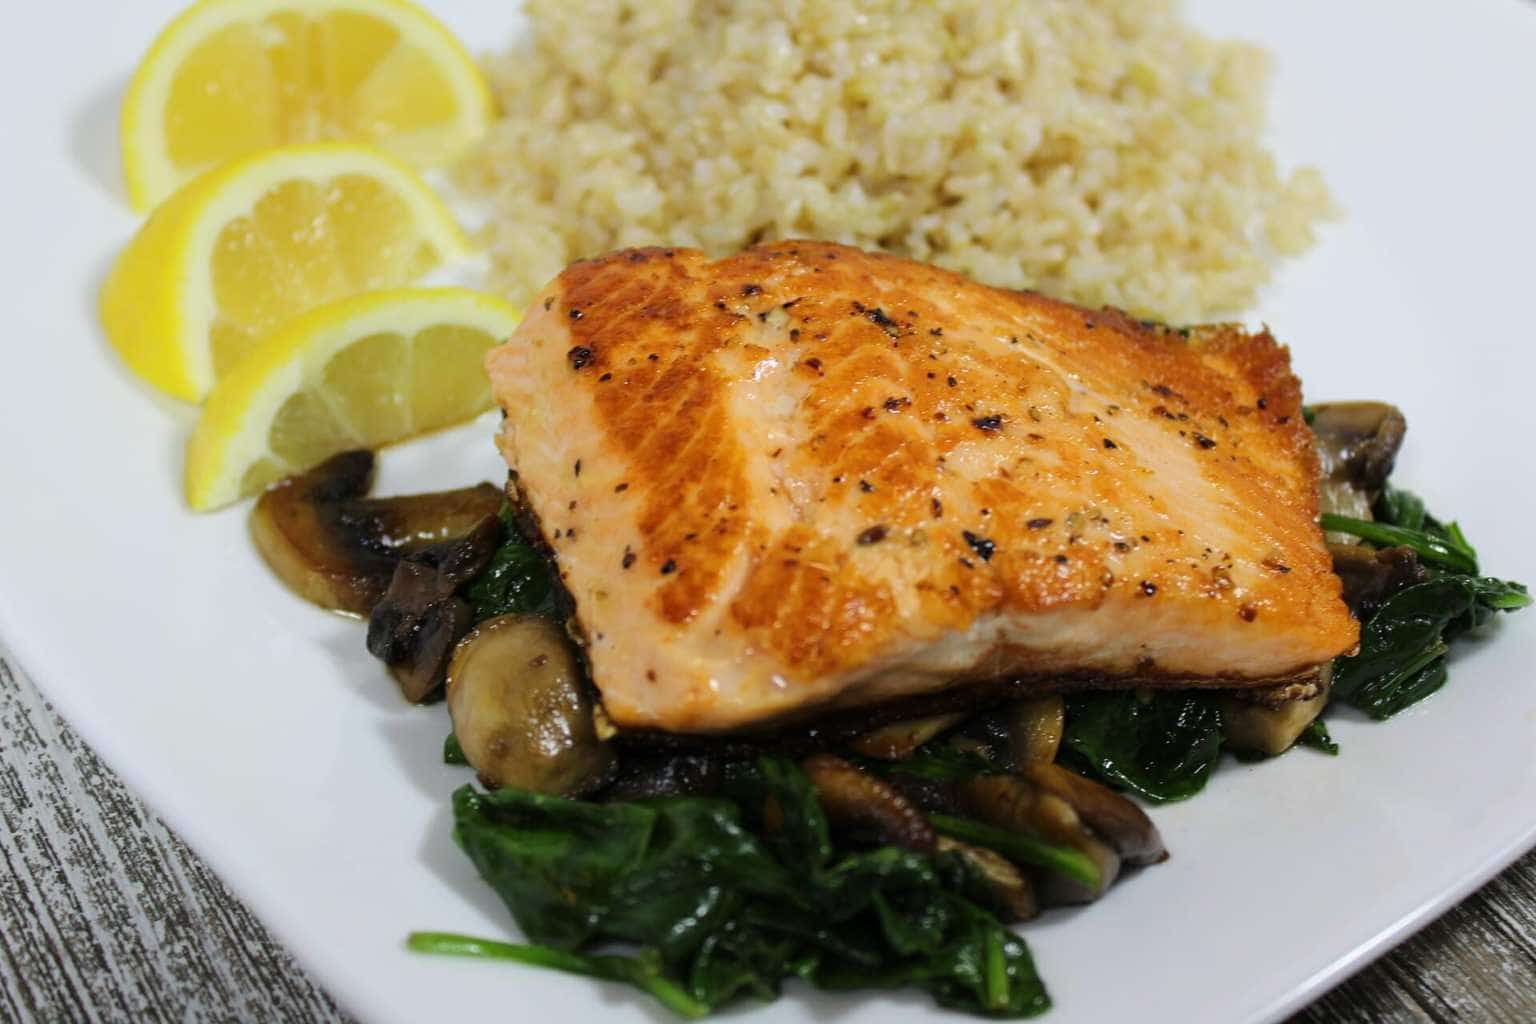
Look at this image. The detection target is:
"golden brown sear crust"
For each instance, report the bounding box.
[488,242,1358,732]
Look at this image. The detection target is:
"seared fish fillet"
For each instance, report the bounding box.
[487,242,1358,733]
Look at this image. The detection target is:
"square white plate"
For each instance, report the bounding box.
[1,2,1533,1022]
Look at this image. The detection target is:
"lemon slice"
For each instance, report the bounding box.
[186,287,520,511]
[100,142,471,402]
[122,0,492,211]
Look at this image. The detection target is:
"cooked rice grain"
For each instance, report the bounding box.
[466,0,1333,322]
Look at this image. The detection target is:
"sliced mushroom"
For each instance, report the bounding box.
[1221,688,1329,757]
[1330,542,1427,617]
[365,516,500,701]
[801,754,936,853]
[1007,696,1065,766]
[935,836,1038,922]
[847,712,967,760]
[445,613,616,796]
[250,449,502,615]
[1309,402,1407,521]
[957,774,1121,904]
[1016,762,1165,866]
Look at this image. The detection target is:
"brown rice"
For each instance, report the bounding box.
[464,0,1333,322]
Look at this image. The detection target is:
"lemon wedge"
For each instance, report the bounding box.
[185,287,519,511]
[100,142,471,402]
[121,0,492,211]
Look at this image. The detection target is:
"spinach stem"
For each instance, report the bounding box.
[407,932,709,1019]
[929,815,1101,890]
[983,926,1009,1011]
[1320,513,1478,573]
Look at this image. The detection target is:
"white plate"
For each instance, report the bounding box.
[2,2,1534,1022]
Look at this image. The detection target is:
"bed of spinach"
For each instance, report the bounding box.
[415,758,1050,1018]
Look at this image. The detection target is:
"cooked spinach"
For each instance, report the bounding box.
[407,933,711,1018]
[443,733,468,766]
[462,506,560,622]
[428,760,1050,1018]
[928,814,1101,890]
[1327,487,1529,720]
[1059,691,1224,803]
[1374,484,1426,532]
[1298,719,1339,755]
[1332,573,1528,719]
[1320,513,1478,574]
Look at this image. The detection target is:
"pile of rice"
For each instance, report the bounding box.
[465,0,1333,323]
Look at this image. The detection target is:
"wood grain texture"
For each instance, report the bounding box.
[0,653,348,1024]
[0,647,1532,1023]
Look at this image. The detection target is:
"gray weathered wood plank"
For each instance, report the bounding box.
[0,654,347,1024]
[1,648,1532,1023]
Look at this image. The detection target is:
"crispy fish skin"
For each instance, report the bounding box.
[487,242,1359,733]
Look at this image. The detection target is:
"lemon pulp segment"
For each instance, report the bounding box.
[185,287,521,511]
[123,0,491,210]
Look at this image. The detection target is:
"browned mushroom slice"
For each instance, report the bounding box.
[1330,542,1427,617]
[801,754,936,853]
[1016,762,1166,866]
[935,837,1039,922]
[250,449,502,615]
[957,774,1121,904]
[846,713,967,760]
[1221,689,1330,757]
[1007,696,1065,766]
[1310,401,1407,521]
[445,614,616,795]
[365,516,500,701]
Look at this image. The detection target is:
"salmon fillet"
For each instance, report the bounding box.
[487,242,1358,733]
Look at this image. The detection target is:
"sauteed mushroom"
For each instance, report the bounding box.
[1007,696,1066,766]
[445,613,616,795]
[935,837,1039,922]
[801,754,936,853]
[1329,542,1426,617]
[847,713,966,760]
[1221,690,1329,757]
[250,450,501,615]
[365,517,500,701]
[958,774,1121,904]
[1016,762,1165,865]
[1309,402,1406,520]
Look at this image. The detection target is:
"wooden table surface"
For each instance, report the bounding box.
[2,648,1533,1023]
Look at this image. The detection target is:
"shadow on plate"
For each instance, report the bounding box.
[73,74,128,204]
[312,618,406,715]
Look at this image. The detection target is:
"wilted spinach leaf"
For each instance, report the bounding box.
[436,759,1051,1018]
[1298,719,1339,755]
[443,733,468,766]
[1373,485,1426,531]
[1326,486,1530,720]
[462,506,560,622]
[1332,572,1528,719]
[1059,691,1224,802]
